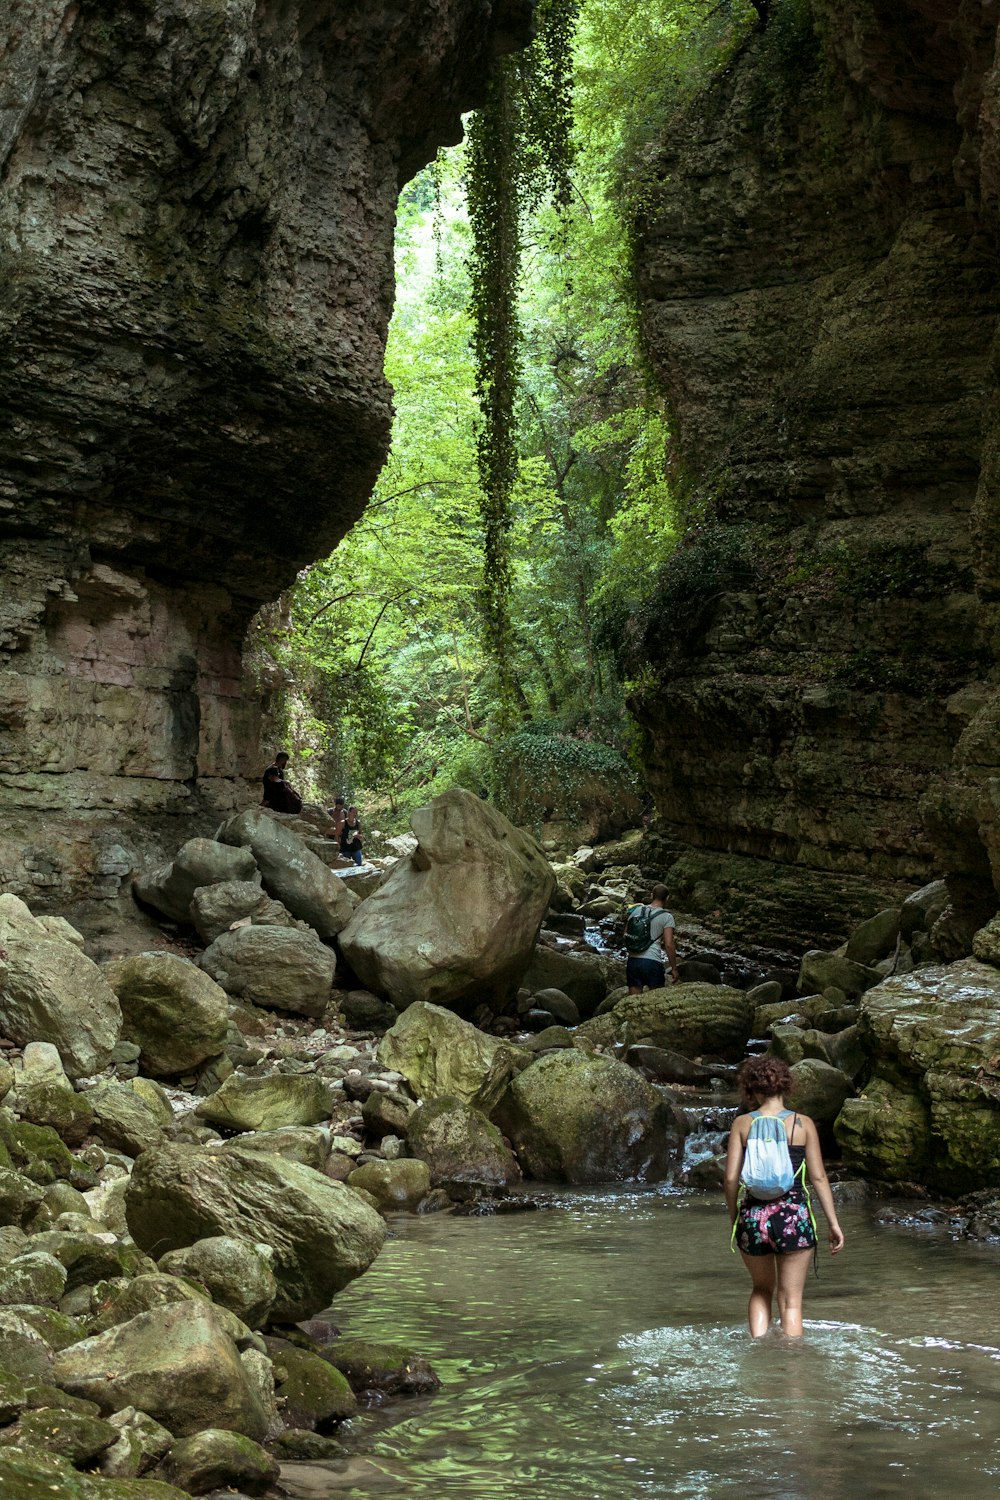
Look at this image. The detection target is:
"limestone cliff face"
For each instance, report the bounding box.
[631,0,1000,949]
[0,0,529,909]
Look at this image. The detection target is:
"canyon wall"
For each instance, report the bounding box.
[0,0,529,913]
[632,0,1000,950]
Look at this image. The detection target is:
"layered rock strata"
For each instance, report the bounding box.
[631,0,1000,946]
[0,0,530,908]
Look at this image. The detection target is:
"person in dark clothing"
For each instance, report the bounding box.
[262,752,302,813]
[339,804,363,865]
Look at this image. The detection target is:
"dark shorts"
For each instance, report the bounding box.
[736,1188,817,1256]
[626,956,666,989]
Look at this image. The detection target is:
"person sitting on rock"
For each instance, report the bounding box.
[261,752,302,814]
[340,804,364,865]
[624,883,679,993]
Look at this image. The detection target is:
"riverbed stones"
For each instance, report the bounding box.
[496,1050,675,1183]
[84,1082,170,1157]
[101,954,229,1076]
[125,1144,385,1320]
[264,1336,356,1430]
[200,925,336,1018]
[134,839,259,926]
[194,1074,332,1133]
[338,788,555,1014]
[157,1238,277,1330]
[377,1001,515,1112]
[404,1098,521,1189]
[0,940,122,1079]
[51,1301,270,1440]
[217,809,356,938]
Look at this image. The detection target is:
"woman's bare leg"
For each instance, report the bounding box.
[740,1251,775,1337]
[775,1250,813,1337]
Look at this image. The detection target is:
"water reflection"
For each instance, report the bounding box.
[279,1190,1000,1499]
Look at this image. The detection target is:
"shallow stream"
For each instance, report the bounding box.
[279,1187,1000,1499]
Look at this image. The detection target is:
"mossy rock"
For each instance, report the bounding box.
[7,1304,86,1352]
[834,1077,933,1182]
[606,983,752,1060]
[0,1250,67,1307]
[26,1231,148,1292]
[323,1339,440,1397]
[0,1447,187,1497]
[0,1118,83,1187]
[13,1076,95,1148]
[787,1059,853,1125]
[347,1158,430,1212]
[264,1337,356,1431]
[0,1170,45,1228]
[157,1429,279,1496]
[0,1407,118,1465]
[405,1097,521,1190]
[0,1366,26,1422]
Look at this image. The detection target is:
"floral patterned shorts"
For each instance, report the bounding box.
[736,1188,817,1256]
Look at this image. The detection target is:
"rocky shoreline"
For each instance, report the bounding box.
[0,788,999,1496]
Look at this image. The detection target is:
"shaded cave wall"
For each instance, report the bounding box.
[0,0,531,910]
[631,0,1000,950]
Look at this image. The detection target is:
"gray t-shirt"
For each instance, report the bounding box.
[640,907,674,964]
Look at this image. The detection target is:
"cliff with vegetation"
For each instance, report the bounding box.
[0,0,530,911]
[630,0,1000,950]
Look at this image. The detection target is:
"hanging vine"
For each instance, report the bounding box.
[464,0,579,714]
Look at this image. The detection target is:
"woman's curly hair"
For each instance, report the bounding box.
[737,1055,794,1109]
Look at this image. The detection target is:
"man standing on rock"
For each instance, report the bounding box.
[625,883,679,993]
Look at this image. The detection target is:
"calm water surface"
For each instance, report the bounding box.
[281,1189,1000,1500]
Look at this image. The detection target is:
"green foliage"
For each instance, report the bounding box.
[486,730,641,827]
[785,540,972,601]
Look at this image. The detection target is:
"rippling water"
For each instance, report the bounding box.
[280,1188,1000,1499]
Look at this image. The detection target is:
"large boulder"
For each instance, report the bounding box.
[84,1080,170,1157]
[189,880,297,945]
[51,1301,270,1440]
[217,809,356,938]
[338,788,555,1013]
[405,1097,522,1190]
[347,1158,430,1211]
[101,953,228,1076]
[0,940,121,1079]
[496,1049,676,1183]
[377,1001,515,1112]
[199,925,336,1018]
[839,959,1000,1190]
[194,1074,332,1133]
[158,1430,280,1497]
[12,1042,95,1147]
[798,950,881,998]
[579,984,751,1061]
[134,839,259,926]
[125,1145,385,1321]
[787,1058,853,1125]
[158,1237,277,1330]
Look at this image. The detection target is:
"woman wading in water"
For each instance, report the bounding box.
[725,1056,845,1337]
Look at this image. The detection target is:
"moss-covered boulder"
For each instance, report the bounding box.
[835,1077,934,1181]
[157,1428,280,1496]
[323,1339,440,1397]
[263,1337,356,1430]
[0,1170,45,1227]
[194,1073,332,1133]
[361,1088,416,1140]
[520,948,610,1016]
[219,1125,328,1171]
[347,1158,430,1212]
[101,954,229,1077]
[0,1309,55,1380]
[405,1098,521,1190]
[157,1238,277,1330]
[13,1044,96,1148]
[798,950,881,999]
[84,1083,168,1158]
[0,1251,67,1307]
[51,1301,271,1440]
[0,1447,187,1499]
[377,1001,515,1112]
[125,1144,385,1321]
[582,983,751,1061]
[845,959,1000,1189]
[0,1406,119,1465]
[495,1050,676,1183]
